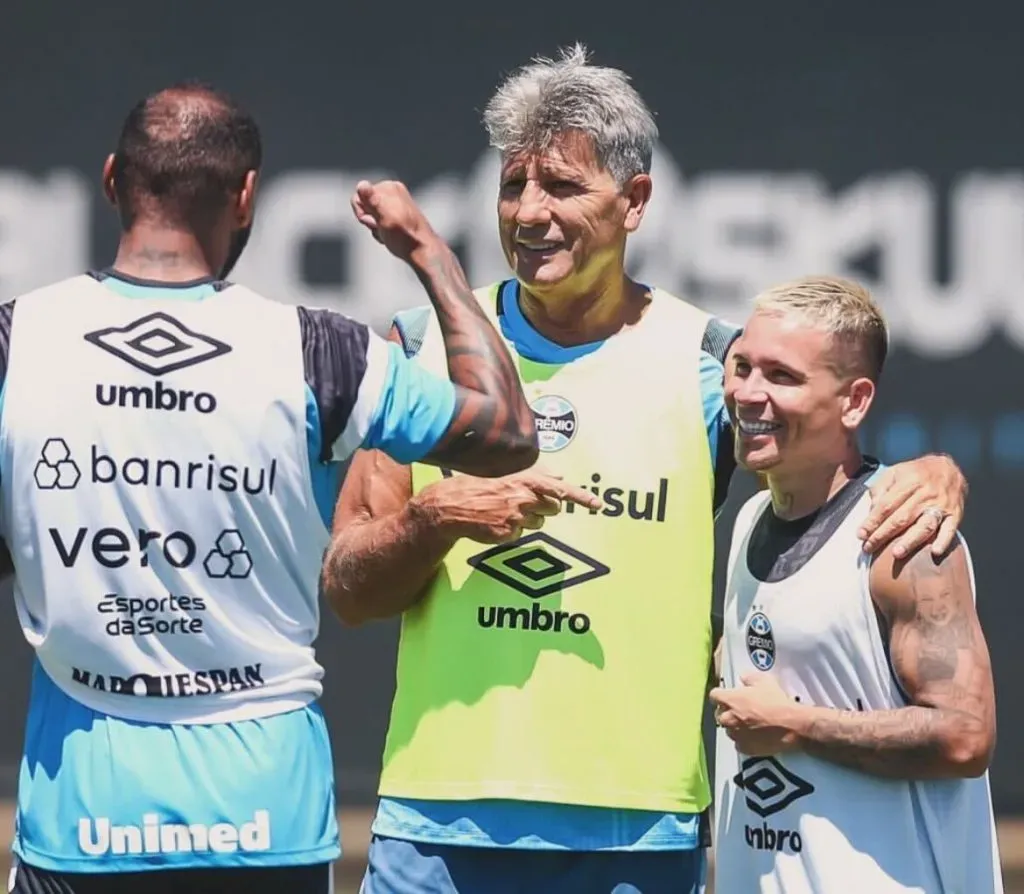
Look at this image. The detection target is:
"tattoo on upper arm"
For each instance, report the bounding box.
[889,542,977,693]
[796,541,993,778]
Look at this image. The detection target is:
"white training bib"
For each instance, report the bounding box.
[714,486,1003,894]
[0,276,331,724]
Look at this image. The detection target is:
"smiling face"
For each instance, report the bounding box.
[496,131,650,301]
[725,311,876,477]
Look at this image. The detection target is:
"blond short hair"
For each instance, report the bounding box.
[752,276,889,382]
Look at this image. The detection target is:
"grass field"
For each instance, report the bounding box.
[3,807,1021,891]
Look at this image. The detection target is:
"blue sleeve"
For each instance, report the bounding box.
[699,317,741,513]
[361,342,457,464]
[298,305,453,465]
[700,350,730,466]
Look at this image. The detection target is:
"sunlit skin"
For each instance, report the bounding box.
[496,132,652,345]
[725,312,876,518]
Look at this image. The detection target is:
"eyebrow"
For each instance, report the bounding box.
[501,158,582,179]
[734,352,808,377]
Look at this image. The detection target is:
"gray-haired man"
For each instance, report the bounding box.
[322,46,968,894]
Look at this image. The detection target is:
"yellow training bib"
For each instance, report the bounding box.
[379,282,716,813]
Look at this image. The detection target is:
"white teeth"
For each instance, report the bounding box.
[739,420,781,435]
[518,242,559,250]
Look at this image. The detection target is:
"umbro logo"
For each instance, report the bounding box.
[84,313,232,376]
[467,531,610,599]
[733,756,814,818]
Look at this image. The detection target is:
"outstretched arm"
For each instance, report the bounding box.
[322,444,600,627]
[789,541,995,779]
[322,322,600,626]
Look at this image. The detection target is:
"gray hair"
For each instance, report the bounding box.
[482,43,658,184]
[753,276,890,382]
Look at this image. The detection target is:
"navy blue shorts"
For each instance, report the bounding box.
[360,836,706,894]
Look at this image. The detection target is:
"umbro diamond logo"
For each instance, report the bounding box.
[84,313,232,376]
[467,532,610,599]
[733,756,815,818]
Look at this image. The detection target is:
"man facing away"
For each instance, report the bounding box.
[0,83,538,894]
[710,276,1001,893]
[321,47,970,894]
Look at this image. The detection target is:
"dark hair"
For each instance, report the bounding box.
[111,82,262,229]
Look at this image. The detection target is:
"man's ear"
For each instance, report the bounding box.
[622,173,652,233]
[842,377,876,431]
[102,154,119,207]
[238,169,259,227]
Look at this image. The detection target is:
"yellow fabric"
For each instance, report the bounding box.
[379,282,716,813]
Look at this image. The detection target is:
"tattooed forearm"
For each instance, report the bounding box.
[407,241,537,476]
[795,704,986,779]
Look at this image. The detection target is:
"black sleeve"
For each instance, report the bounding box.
[0,301,16,579]
[297,307,372,464]
[701,316,741,365]
[0,300,15,389]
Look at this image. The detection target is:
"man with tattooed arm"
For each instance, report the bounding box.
[710,276,1001,893]
[0,83,537,893]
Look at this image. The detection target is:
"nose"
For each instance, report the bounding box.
[515,181,552,229]
[731,370,767,407]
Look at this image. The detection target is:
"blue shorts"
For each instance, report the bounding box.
[360,836,707,894]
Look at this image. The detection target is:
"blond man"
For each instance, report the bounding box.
[710,277,1001,893]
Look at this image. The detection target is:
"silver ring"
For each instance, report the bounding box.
[922,506,948,524]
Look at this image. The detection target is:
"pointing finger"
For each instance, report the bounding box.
[557,483,603,510]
